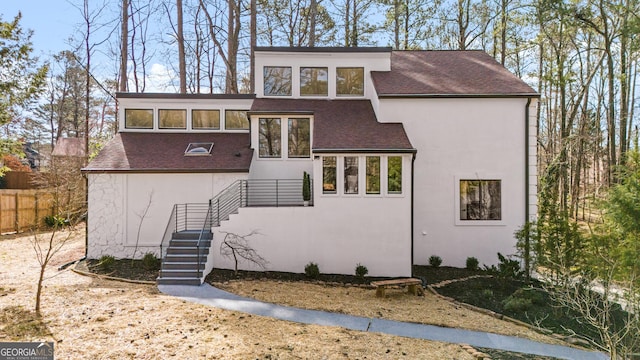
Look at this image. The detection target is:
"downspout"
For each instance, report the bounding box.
[411,152,416,278]
[524,97,532,279]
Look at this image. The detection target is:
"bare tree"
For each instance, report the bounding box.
[176,0,187,93]
[220,231,267,275]
[120,0,129,92]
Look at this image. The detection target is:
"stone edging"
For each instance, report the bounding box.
[427,275,593,351]
[71,260,157,285]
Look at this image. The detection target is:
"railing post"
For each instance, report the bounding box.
[208,199,212,227]
[216,198,220,226]
[174,204,178,232]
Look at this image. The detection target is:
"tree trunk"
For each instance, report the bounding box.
[177,0,187,94]
[309,0,317,47]
[120,0,128,92]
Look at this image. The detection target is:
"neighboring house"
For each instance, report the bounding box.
[83,47,538,285]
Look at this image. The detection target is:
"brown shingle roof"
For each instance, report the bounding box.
[83,132,252,173]
[250,99,414,152]
[52,138,86,157]
[371,50,538,97]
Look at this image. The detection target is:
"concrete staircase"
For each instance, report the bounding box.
[156,231,212,286]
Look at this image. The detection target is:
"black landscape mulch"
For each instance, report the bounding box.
[85,259,159,282]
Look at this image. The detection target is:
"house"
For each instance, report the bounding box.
[83,47,538,285]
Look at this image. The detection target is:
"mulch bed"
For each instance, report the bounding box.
[85,259,159,282]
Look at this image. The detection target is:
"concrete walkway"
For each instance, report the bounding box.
[158,283,608,360]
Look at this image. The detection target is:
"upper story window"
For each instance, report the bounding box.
[344,156,359,194]
[460,180,501,220]
[258,118,282,158]
[388,156,402,194]
[264,66,292,96]
[366,156,381,194]
[192,109,220,130]
[288,118,310,158]
[125,109,153,129]
[300,67,328,96]
[323,156,337,194]
[159,109,186,129]
[225,110,249,130]
[336,67,364,96]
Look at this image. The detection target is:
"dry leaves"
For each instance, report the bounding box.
[1,227,567,359]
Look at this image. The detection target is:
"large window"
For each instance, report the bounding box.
[344,156,359,194]
[125,109,153,129]
[192,110,220,130]
[460,180,501,220]
[336,67,364,96]
[258,118,281,158]
[159,109,186,129]
[366,156,380,194]
[225,110,249,130]
[288,118,310,158]
[388,156,402,194]
[323,156,337,194]
[264,66,292,96]
[300,67,328,96]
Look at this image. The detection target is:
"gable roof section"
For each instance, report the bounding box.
[371,50,538,97]
[250,98,414,153]
[82,132,252,173]
[52,137,86,157]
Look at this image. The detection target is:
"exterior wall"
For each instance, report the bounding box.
[254,50,390,99]
[209,154,413,277]
[377,97,536,267]
[117,97,253,133]
[87,172,246,259]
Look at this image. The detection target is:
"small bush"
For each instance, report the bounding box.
[428,255,442,268]
[465,257,479,271]
[98,255,116,272]
[304,262,320,279]
[503,296,533,312]
[483,252,525,280]
[44,215,68,228]
[481,289,494,298]
[355,263,368,278]
[142,253,160,271]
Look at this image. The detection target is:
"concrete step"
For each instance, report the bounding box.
[156,277,201,286]
[169,239,211,248]
[166,247,210,256]
[163,254,207,263]
[162,262,206,270]
[172,231,213,240]
[159,269,203,278]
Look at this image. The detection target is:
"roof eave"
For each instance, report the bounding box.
[81,168,250,174]
[377,93,540,99]
[312,148,417,154]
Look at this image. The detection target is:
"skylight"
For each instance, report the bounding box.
[185,142,214,156]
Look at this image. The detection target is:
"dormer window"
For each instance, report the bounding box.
[337,67,364,96]
[300,67,328,96]
[264,66,292,96]
[185,142,214,156]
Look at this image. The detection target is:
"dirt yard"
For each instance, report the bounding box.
[1,227,560,359]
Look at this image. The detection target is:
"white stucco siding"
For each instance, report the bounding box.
[210,154,413,277]
[378,97,535,268]
[211,199,411,277]
[87,172,246,259]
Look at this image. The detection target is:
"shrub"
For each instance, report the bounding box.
[503,296,533,312]
[44,215,68,228]
[98,255,116,272]
[428,255,442,268]
[304,262,320,279]
[481,289,494,298]
[465,257,479,271]
[484,252,525,280]
[355,263,368,278]
[142,253,160,271]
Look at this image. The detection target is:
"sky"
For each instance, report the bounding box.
[2,1,77,58]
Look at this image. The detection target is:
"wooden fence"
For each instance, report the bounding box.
[4,171,37,189]
[0,190,56,234]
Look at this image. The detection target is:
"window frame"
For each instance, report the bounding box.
[366,156,381,195]
[387,156,403,194]
[322,156,337,194]
[300,67,328,97]
[263,66,292,96]
[224,109,250,130]
[344,156,359,195]
[124,109,154,129]
[158,109,187,129]
[191,109,221,130]
[258,117,282,158]
[287,118,311,158]
[455,176,505,226]
[336,67,365,97]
